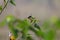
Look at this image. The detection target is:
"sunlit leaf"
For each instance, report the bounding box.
[5,15,16,23]
[16,19,30,29]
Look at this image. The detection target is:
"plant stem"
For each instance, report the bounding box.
[0,0,9,15]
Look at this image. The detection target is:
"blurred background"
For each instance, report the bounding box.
[0,0,60,40]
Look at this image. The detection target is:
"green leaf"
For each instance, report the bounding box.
[16,19,30,29]
[10,0,16,6]
[0,6,2,11]
[5,15,16,23]
[8,23,18,38]
[30,26,44,38]
[34,23,41,30]
[22,27,29,40]
[21,20,30,40]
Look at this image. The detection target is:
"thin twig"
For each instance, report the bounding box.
[0,0,9,15]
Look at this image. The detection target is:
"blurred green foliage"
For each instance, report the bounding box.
[44,30,56,40]
[0,15,43,40]
[0,15,60,40]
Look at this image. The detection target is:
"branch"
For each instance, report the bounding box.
[0,0,9,15]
